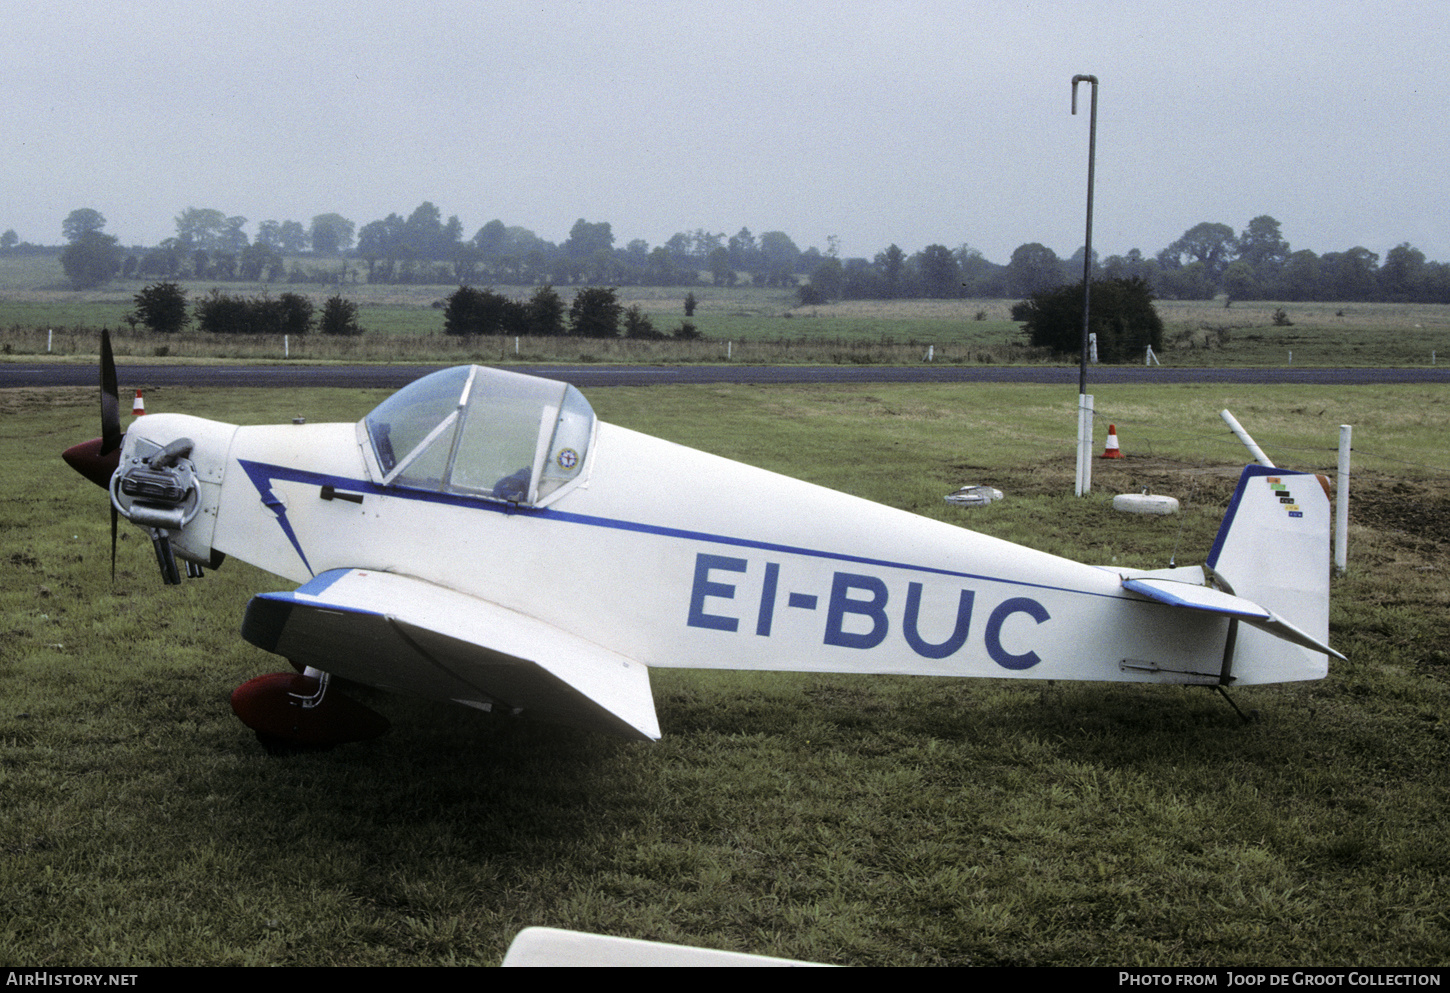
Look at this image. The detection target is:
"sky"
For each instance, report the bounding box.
[4,0,1448,266]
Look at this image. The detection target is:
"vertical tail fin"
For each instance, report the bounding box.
[1206,466,1336,684]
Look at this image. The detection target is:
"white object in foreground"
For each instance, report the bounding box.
[501,927,830,967]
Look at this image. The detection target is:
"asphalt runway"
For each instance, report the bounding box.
[5,362,1450,391]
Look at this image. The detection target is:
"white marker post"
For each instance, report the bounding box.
[1220,409,1274,467]
[1075,393,1094,497]
[1335,425,1351,574]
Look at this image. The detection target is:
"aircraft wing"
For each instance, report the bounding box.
[241,568,660,740]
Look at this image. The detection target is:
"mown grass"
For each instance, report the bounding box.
[1,380,1447,966]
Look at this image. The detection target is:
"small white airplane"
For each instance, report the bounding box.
[63,331,1342,748]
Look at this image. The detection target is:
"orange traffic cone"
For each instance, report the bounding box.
[132,389,145,416]
[1101,423,1123,458]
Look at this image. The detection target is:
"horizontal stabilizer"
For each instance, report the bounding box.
[1122,577,1345,661]
[242,569,660,740]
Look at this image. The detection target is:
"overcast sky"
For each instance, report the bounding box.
[4,0,1447,265]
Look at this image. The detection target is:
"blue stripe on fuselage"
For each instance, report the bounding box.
[237,460,1123,602]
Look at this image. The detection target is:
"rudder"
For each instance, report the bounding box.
[1205,466,1335,684]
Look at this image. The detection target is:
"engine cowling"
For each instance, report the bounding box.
[111,413,236,574]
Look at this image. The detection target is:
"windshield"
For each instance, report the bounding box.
[362,365,594,505]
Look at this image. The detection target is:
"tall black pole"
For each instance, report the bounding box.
[1071,75,1098,398]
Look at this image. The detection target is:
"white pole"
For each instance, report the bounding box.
[1335,425,1351,575]
[1075,398,1086,497]
[285,334,290,359]
[515,336,520,355]
[1220,409,1274,467]
[1075,393,1094,496]
[728,341,732,360]
[48,329,53,353]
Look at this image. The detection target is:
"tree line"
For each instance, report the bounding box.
[122,280,693,342]
[22,205,1450,304]
[441,285,698,340]
[804,218,1450,306]
[125,282,360,337]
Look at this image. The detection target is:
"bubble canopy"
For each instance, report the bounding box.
[360,365,595,506]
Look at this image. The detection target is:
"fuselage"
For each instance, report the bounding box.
[125,407,1234,687]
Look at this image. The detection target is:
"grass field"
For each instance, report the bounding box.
[2,379,1447,966]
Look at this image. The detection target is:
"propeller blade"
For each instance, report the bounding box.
[61,332,128,579]
[100,329,121,456]
[62,333,127,488]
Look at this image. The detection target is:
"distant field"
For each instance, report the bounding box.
[2,253,1448,365]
